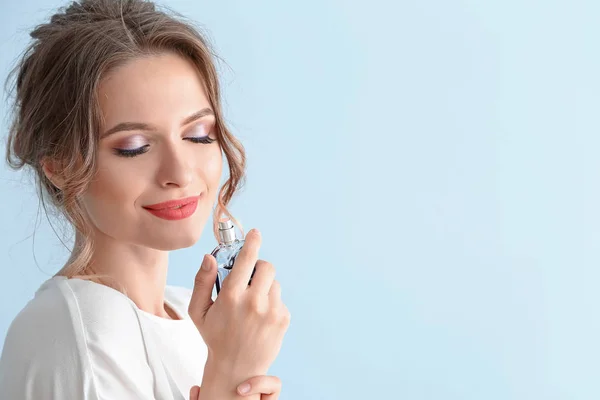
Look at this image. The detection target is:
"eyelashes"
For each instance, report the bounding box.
[115,145,150,158]
[113,136,217,158]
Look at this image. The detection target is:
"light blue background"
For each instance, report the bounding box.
[0,1,598,399]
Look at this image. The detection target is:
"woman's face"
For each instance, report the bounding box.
[83,52,222,250]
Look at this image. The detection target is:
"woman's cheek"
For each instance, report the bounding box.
[86,163,139,207]
[200,146,222,184]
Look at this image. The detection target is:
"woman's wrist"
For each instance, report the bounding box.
[200,355,262,400]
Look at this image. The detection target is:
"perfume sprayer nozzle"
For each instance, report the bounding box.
[218,220,234,230]
[217,219,236,244]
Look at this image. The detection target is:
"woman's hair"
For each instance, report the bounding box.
[4,0,246,282]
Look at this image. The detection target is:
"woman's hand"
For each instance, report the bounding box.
[189,375,282,400]
[188,228,291,393]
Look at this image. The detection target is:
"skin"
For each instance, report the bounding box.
[52,51,223,318]
[190,374,282,400]
[43,52,285,398]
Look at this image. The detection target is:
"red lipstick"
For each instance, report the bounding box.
[143,195,201,221]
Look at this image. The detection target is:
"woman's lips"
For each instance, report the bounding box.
[142,195,201,221]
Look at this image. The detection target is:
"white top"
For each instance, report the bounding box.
[0,276,208,400]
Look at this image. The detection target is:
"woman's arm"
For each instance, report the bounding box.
[190,374,282,400]
[197,357,262,400]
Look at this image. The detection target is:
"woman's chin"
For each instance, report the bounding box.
[145,230,203,251]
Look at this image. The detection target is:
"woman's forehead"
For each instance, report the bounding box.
[98,53,210,128]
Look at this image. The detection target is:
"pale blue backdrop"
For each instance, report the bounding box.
[0,1,598,399]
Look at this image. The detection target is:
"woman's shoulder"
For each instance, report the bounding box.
[0,276,154,398]
[35,276,145,331]
[2,276,146,354]
[0,276,119,397]
[1,277,88,360]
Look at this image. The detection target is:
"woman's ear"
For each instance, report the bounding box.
[41,157,65,190]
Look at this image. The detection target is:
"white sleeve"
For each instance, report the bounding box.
[0,280,156,399]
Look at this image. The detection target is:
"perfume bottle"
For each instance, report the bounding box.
[211,219,256,296]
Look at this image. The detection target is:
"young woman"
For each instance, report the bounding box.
[0,0,290,399]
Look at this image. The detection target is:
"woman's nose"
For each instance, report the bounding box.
[156,145,193,188]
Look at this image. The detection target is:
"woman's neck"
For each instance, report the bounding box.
[61,230,177,320]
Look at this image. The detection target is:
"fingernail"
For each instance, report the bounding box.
[253,228,261,236]
[202,255,211,270]
[238,382,251,394]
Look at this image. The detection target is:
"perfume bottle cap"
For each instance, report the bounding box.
[218,219,236,244]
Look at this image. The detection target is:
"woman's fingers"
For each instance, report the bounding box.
[222,229,261,295]
[268,279,281,302]
[237,375,282,399]
[189,385,200,400]
[190,375,282,400]
[248,260,276,297]
[188,254,217,324]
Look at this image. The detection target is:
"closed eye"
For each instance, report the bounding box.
[185,136,217,144]
[114,145,150,158]
[113,136,216,158]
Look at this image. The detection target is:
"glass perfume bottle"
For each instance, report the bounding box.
[211,219,255,296]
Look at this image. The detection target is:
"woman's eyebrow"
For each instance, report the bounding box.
[100,107,214,138]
